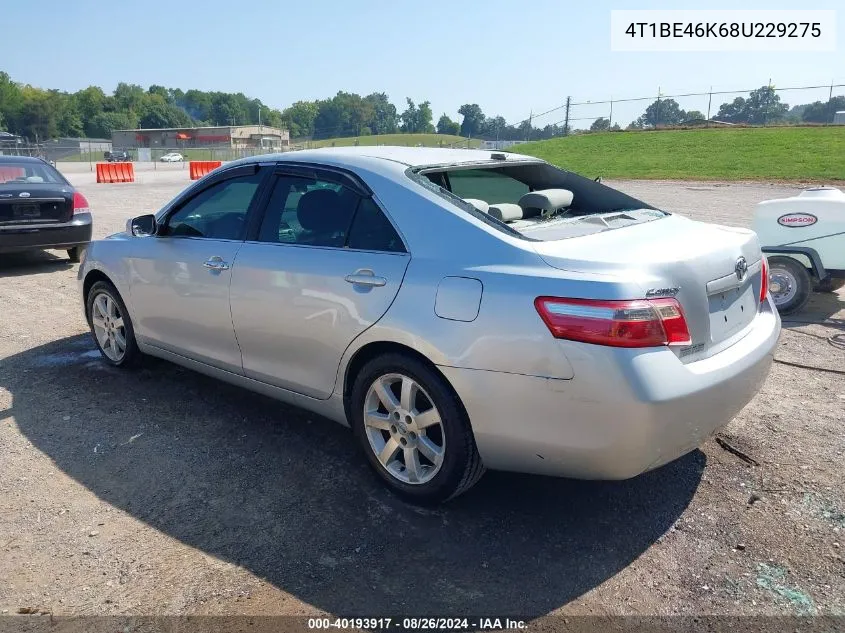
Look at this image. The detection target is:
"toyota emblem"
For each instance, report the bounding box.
[735,256,748,281]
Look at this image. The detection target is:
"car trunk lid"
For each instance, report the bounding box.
[531,214,765,361]
[0,184,73,225]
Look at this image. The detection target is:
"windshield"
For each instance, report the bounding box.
[0,161,66,185]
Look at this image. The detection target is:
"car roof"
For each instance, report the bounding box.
[0,155,45,164]
[237,146,542,172]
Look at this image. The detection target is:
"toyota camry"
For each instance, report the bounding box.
[78,147,780,502]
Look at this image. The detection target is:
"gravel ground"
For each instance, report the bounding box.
[0,171,843,624]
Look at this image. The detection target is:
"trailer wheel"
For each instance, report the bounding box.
[813,277,845,293]
[767,256,811,314]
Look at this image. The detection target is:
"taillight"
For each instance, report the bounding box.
[72,191,90,215]
[759,256,769,305]
[534,297,692,348]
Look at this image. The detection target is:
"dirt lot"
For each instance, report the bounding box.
[1,171,843,625]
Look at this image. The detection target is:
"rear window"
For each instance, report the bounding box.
[0,161,65,185]
[409,161,657,240]
[446,169,530,205]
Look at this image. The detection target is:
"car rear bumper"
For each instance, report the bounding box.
[0,212,92,253]
[439,297,780,479]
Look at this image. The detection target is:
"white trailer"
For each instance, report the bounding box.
[753,186,845,313]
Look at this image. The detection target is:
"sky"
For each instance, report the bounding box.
[1,0,842,130]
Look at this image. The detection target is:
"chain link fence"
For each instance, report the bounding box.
[525,82,845,136]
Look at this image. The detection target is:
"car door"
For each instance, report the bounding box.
[229,164,410,399]
[127,165,267,373]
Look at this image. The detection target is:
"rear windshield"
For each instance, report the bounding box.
[421,162,651,214]
[0,161,66,185]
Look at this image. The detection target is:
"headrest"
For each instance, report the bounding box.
[463,198,490,213]
[488,203,523,223]
[518,188,574,215]
[297,188,348,232]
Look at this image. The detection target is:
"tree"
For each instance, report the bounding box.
[743,86,788,124]
[399,99,434,133]
[457,103,485,137]
[590,117,611,131]
[683,110,706,122]
[138,95,193,129]
[363,92,398,135]
[436,114,459,135]
[281,100,319,138]
[87,111,137,138]
[636,98,686,128]
[113,82,145,114]
[311,91,373,139]
[715,97,746,123]
[715,86,789,124]
[801,96,845,123]
[481,115,507,139]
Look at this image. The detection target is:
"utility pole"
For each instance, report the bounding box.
[763,78,772,126]
[526,110,533,141]
[563,97,571,137]
[829,79,835,123]
[655,87,661,128]
[706,86,713,125]
[609,97,613,128]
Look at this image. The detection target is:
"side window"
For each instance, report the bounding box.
[443,168,530,205]
[257,175,358,248]
[347,198,405,253]
[164,172,263,240]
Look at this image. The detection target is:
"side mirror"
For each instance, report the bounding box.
[129,214,157,237]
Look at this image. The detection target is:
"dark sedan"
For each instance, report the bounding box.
[0,156,92,262]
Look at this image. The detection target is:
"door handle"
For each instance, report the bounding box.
[203,256,230,271]
[345,269,387,287]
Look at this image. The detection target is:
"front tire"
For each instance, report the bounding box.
[768,256,811,314]
[86,281,140,367]
[350,353,484,504]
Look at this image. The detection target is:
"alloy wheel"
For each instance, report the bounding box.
[363,373,445,485]
[90,292,127,362]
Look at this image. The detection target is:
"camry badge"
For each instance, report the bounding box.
[735,256,748,281]
[19,192,31,198]
[645,286,680,298]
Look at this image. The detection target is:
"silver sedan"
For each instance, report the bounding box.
[79,147,780,503]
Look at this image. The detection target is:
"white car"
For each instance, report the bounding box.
[159,152,184,163]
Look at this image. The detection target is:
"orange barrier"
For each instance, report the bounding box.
[189,160,222,180]
[95,162,135,183]
[0,167,25,183]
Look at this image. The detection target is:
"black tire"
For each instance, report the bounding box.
[85,280,141,367]
[350,353,485,504]
[813,277,845,293]
[767,256,812,315]
[67,246,81,263]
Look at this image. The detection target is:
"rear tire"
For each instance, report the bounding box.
[67,246,81,263]
[768,256,811,314]
[350,353,484,504]
[814,277,845,293]
[86,281,140,367]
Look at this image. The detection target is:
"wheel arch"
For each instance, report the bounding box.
[82,269,116,307]
[342,340,464,421]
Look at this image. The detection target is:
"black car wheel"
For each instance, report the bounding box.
[768,256,812,314]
